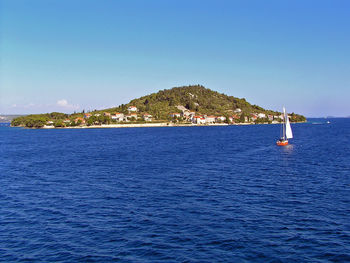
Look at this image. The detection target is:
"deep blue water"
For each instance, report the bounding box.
[1,119,350,262]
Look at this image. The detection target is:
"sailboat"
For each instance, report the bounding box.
[276,107,293,146]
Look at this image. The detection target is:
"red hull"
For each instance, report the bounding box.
[276,140,288,146]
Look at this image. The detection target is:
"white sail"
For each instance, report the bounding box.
[285,110,293,139]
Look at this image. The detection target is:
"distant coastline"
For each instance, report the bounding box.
[0,115,25,123]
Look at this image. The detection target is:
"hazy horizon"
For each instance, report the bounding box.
[1,0,349,117]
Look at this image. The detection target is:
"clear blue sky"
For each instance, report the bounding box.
[1,0,349,117]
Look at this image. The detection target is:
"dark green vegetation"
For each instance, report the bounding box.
[11,112,68,128]
[11,85,306,128]
[120,85,262,119]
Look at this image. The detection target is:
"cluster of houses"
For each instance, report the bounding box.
[170,108,285,124]
[46,105,286,126]
[170,111,228,124]
[75,106,153,124]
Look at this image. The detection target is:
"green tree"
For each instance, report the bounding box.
[240,113,246,123]
[87,118,94,126]
[25,117,47,128]
[54,120,64,127]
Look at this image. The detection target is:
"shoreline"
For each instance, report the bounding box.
[12,121,307,129]
[46,123,232,129]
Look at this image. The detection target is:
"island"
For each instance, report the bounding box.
[11,85,306,128]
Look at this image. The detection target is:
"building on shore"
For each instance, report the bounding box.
[193,116,206,124]
[124,113,138,121]
[111,113,124,122]
[205,115,216,123]
[251,114,258,121]
[142,113,153,121]
[128,106,138,112]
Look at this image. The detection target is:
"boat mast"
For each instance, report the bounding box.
[282,107,286,140]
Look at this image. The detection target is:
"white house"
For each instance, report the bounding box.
[124,113,138,121]
[234,108,242,113]
[111,113,124,122]
[193,116,206,124]
[143,113,153,121]
[205,115,216,123]
[129,113,138,120]
[258,113,266,118]
[128,106,138,112]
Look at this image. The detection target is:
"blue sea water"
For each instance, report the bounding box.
[0,119,350,262]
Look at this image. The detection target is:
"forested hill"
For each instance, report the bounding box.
[126,85,257,117]
[113,85,291,118]
[11,85,306,128]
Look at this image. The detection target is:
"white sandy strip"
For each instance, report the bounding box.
[41,121,294,129]
[42,123,231,129]
[50,123,174,129]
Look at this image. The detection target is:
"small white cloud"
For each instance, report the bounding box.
[57,99,68,107]
[56,99,79,110]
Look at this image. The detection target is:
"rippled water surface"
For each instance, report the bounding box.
[1,119,350,262]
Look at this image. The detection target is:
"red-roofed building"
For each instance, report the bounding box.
[128,106,138,112]
[205,115,216,123]
[251,114,258,121]
[142,113,153,121]
[84,113,92,119]
[193,116,206,124]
